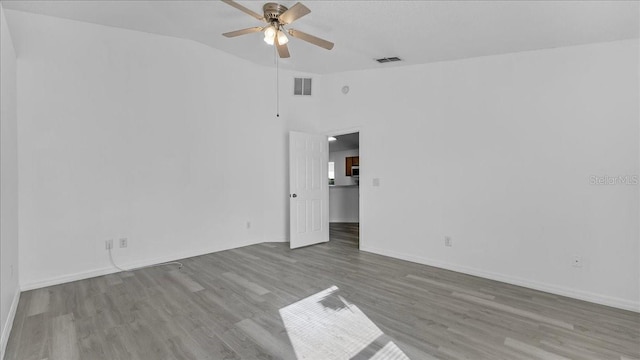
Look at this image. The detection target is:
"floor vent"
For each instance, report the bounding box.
[375,57,402,63]
[294,78,312,96]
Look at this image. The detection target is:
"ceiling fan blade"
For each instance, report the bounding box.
[288,29,334,50]
[278,2,310,25]
[221,0,264,21]
[223,26,264,38]
[276,36,291,58]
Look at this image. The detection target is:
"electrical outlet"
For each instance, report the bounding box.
[246,221,251,229]
[572,255,583,268]
[105,239,113,250]
[445,236,453,247]
[119,238,128,248]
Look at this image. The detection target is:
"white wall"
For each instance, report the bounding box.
[293,40,640,311]
[0,4,20,357]
[329,187,359,223]
[8,10,293,289]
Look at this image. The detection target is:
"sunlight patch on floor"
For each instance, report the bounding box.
[279,286,410,359]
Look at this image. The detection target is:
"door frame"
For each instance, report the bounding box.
[325,126,363,250]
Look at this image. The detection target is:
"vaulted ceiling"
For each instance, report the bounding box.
[3,0,638,74]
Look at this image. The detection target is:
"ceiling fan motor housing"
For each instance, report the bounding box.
[263,3,288,23]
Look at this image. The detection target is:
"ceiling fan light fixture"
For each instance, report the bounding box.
[277,30,289,45]
[264,25,276,45]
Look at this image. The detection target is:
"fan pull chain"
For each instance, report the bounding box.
[276,45,280,117]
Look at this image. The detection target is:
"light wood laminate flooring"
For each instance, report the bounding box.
[5,223,639,359]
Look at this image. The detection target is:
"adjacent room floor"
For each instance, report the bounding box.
[5,223,639,359]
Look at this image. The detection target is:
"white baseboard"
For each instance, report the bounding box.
[20,266,119,292]
[18,241,638,313]
[1,290,20,359]
[360,245,640,313]
[21,239,262,291]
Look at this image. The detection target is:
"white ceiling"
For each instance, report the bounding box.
[329,132,359,153]
[3,0,638,74]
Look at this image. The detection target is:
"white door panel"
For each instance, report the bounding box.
[289,131,329,249]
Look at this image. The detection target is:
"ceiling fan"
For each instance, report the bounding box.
[221,0,334,58]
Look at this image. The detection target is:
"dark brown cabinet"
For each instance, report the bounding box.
[345,156,359,176]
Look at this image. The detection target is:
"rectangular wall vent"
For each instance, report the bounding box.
[294,78,312,96]
[375,57,402,63]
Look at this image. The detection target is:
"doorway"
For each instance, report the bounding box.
[328,132,360,248]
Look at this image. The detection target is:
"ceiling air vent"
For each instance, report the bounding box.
[294,78,312,96]
[375,57,402,63]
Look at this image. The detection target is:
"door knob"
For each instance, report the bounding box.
[292,194,297,198]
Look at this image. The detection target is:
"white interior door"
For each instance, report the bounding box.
[289,131,329,249]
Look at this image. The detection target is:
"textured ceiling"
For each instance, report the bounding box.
[3,0,638,74]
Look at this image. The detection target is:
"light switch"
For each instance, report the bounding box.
[373,178,380,187]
